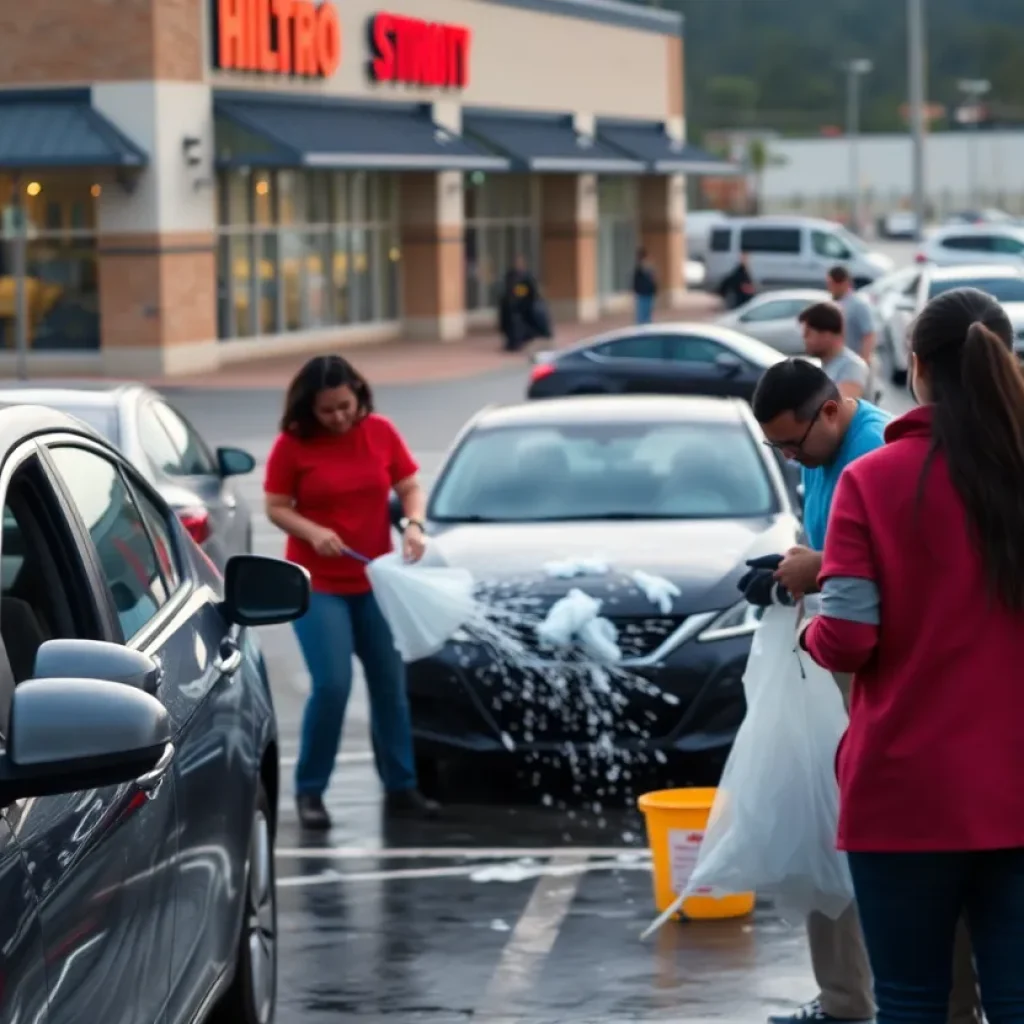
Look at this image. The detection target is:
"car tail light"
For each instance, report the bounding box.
[529,362,556,384]
[177,506,211,545]
[914,251,927,263]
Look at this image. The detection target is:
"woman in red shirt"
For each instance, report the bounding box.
[802,287,1024,1020]
[264,355,438,829]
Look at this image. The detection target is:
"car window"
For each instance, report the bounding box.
[429,420,777,522]
[128,481,182,593]
[928,276,1024,302]
[593,336,664,360]
[941,235,990,251]
[902,274,921,297]
[738,227,801,254]
[811,231,852,260]
[48,446,173,641]
[662,335,725,363]
[990,235,1024,255]
[138,403,185,475]
[710,227,732,252]
[150,402,218,476]
[740,299,809,323]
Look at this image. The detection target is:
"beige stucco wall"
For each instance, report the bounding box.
[204,0,680,121]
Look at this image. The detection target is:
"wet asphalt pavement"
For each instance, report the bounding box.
[165,364,914,1023]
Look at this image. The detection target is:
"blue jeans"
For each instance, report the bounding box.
[292,590,417,797]
[635,293,654,324]
[849,850,1024,1023]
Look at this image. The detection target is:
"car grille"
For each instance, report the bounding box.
[492,613,686,661]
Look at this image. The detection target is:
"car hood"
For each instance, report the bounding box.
[424,515,801,615]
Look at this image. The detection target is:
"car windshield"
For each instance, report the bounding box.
[430,420,778,523]
[929,276,1024,302]
[837,228,869,253]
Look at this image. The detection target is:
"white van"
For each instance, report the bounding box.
[705,216,894,296]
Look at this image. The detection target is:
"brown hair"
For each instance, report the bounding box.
[280,354,374,439]
[911,286,1024,609]
[798,301,844,335]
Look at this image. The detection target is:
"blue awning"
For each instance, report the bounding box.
[463,111,645,174]
[598,120,739,175]
[0,90,146,169]
[214,93,508,172]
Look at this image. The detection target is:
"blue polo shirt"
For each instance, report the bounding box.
[802,401,892,551]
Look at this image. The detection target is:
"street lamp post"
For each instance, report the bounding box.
[845,58,873,235]
[958,78,991,208]
[907,0,927,241]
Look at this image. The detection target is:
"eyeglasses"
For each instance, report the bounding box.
[762,400,827,458]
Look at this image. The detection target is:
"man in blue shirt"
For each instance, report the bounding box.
[745,357,980,1024]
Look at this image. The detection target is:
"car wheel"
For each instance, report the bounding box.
[212,782,276,1024]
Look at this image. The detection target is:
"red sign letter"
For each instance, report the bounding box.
[271,0,295,73]
[217,0,246,70]
[292,0,317,75]
[314,2,342,77]
[370,13,396,81]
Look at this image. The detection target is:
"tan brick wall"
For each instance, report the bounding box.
[400,224,463,319]
[98,232,216,353]
[0,0,202,83]
[640,177,686,306]
[540,175,597,309]
[667,35,684,119]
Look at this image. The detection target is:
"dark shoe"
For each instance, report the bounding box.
[767,1001,873,1023]
[384,788,441,819]
[296,794,331,831]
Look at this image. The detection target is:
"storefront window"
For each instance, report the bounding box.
[0,175,101,351]
[215,170,400,340]
[463,173,538,314]
[598,176,638,299]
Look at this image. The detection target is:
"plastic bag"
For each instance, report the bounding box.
[367,553,477,662]
[643,605,854,936]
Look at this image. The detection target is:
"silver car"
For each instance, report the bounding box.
[716,289,830,355]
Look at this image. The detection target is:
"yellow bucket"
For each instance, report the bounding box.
[637,787,755,921]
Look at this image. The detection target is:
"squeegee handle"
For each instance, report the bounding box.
[343,548,372,564]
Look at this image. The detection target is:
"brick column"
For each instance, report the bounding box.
[640,174,687,311]
[399,172,466,341]
[540,174,599,325]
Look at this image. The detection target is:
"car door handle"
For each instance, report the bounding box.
[214,637,243,677]
[136,742,175,797]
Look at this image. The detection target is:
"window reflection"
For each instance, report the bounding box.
[597,176,639,299]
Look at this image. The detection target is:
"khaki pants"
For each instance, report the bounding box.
[813,673,981,1023]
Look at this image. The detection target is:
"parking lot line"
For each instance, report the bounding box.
[473,853,589,1022]
[275,846,649,859]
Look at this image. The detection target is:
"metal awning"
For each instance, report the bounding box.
[0,90,147,169]
[598,120,739,175]
[214,93,509,172]
[463,111,645,174]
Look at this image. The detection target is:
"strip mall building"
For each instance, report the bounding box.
[0,0,728,375]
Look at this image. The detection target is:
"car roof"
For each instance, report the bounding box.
[0,381,141,408]
[932,223,1024,238]
[470,395,750,430]
[718,215,843,231]
[744,288,830,302]
[926,263,1024,280]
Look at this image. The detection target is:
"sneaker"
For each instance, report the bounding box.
[384,788,441,819]
[768,1000,873,1023]
[296,794,331,831]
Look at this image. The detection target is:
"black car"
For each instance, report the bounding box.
[526,322,786,401]
[0,404,310,1024]
[0,382,256,570]
[401,395,801,789]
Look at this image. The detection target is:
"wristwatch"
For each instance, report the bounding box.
[399,517,424,533]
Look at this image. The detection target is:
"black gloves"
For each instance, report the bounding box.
[737,554,794,608]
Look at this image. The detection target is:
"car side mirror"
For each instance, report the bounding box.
[221,554,310,627]
[217,446,256,478]
[715,352,743,376]
[0,678,172,807]
[33,638,161,693]
[389,492,403,529]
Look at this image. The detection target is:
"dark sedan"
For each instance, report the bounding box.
[402,396,800,790]
[526,322,786,401]
[0,403,309,1024]
[0,382,255,570]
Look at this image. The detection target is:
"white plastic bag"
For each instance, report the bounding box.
[367,552,477,662]
[643,605,854,936]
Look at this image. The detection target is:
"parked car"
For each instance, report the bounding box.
[400,395,801,790]
[876,210,920,240]
[715,288,830,355]
[942,208,1016,226]
[684,209,730,263]
[0,402,310,1024]
[705,216,893,294]
[527,322,786,401]
[0,382,254,570]
[878,263,1024,384]
[916,224,1024,268]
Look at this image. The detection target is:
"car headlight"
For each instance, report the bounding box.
[697,599,764,642]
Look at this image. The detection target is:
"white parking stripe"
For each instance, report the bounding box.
[278,751,373,768]
[274,846,649,860]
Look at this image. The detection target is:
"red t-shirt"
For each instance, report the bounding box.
[805,406,1024,852]
[263,414,418,595]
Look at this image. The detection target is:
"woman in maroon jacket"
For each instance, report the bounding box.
[802,287,1024,1022]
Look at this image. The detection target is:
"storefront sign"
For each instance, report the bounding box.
[368,13,471,89]
[215,0,342,78]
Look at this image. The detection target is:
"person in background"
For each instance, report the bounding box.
[633,247,658,324]
[745,358,980,1024]
[500,254,548,352]
[800,286,1023,1021]
[799,302,874,402]
[264,355,440,831]
[826,266,878,368]
[718,251,756,309]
